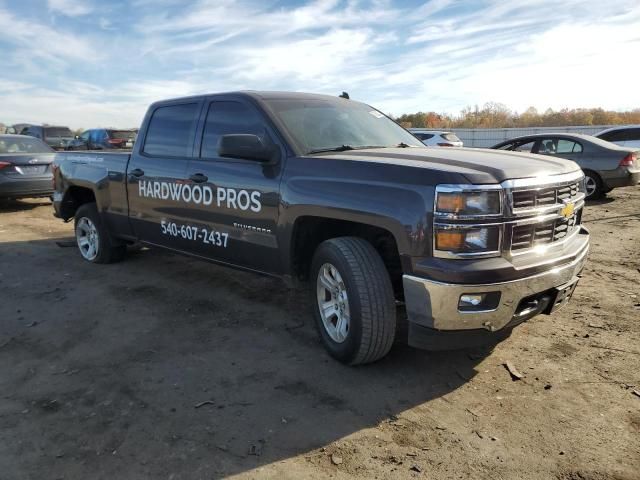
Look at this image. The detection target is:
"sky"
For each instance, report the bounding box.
[0,0,638,129]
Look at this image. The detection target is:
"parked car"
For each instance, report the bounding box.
[595,125,640,148]
[20,125,75,150]
[52,91,589,365]
[0,135,55,200]
[409,129,463,147]
[491,133,639,199]
[12,123,31,135]
[68,128,137,150]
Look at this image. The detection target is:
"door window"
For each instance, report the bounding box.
[200,101,271,159]
[598,129,626,142]
[414,133,434,141]
[80,131,90,141]
[143,103,199,157]
[538,139,557,154]
[624,128,640,141]
[512,140,536,152]
[556,139,583,154]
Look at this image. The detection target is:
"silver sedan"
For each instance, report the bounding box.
[491,133,640,199]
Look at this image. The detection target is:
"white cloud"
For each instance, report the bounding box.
[0,7,96,62]
[1,0,639,128]
[47,0,93,17]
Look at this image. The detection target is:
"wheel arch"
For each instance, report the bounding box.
[59,185,98,220]
[286,214,407,298]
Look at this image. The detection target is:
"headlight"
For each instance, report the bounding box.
[434,225,501,255]
[435,190,502,216]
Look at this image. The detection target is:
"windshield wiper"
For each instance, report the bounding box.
[306,145,386,154]
[394,142,413,148]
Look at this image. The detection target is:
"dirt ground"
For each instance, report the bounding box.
[0,187,639,480]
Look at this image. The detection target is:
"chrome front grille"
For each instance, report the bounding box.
[511,181,581,211]
[504,172,586,255]
[510,209,582,251]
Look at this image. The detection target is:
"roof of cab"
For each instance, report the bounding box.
[151,90,355,107]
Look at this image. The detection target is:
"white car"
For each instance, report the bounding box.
[595,125,640,148]
[408,129,463,147]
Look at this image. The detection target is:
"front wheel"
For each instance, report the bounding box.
[584,171,605,199]
[311,237,396,365]
[74,203,126,264]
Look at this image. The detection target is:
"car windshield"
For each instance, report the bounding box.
[263,98,423,154]
[0,136,54,154]
[109,130,136,140]
[45,127,73,137]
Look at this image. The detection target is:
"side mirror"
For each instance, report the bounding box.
[218,134,278,163]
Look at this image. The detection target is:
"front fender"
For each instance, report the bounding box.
[278,176,431,274]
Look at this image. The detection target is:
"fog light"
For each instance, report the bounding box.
[459,294,485,307]
[458,292,501,312]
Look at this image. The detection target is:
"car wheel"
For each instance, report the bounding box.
[74,202,126,264]
[584,171,605,199]
[311,237,396,365]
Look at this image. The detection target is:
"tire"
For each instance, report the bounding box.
[74,202,126,264]
[311,237,396,365]
[583,170,605,199]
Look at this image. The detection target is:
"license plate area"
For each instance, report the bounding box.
[548,277,579,313]
[14,165,47,175]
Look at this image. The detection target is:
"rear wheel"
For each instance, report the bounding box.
[311,237,396,365]
[74,203,126,264]
[584,171,605,199]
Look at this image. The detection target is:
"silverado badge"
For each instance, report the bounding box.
[561,200,575,218]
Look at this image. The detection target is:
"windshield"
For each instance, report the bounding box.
[45,127,73,137]
[109,130,137,140]
[0,136,54,154]
[263,98,423,154]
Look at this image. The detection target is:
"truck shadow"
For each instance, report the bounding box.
[0,238,494,479]
[0,198,51,212]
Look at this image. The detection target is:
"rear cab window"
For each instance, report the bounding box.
[143,103,200,157]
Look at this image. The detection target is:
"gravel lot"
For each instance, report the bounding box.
[1,188,639,480]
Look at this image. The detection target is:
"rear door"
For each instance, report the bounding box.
[183,98,284,273]
[126,100,203,250]
[534,136,590,170]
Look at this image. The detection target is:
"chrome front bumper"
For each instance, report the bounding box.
[403,232,589,332]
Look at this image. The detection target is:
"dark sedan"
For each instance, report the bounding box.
[491,133,639,199]
[0,135,55,200]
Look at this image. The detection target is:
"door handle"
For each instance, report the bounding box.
[130,168,145,177]
[190,173,208,183]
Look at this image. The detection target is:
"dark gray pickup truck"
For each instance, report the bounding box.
[52,91,590,365]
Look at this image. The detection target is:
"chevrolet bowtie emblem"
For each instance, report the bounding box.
[560,201,575,218]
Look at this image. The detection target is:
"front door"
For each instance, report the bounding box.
[183,98,284,274]
[126,100,203,250]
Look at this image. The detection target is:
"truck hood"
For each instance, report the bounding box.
[310,147,581,184]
